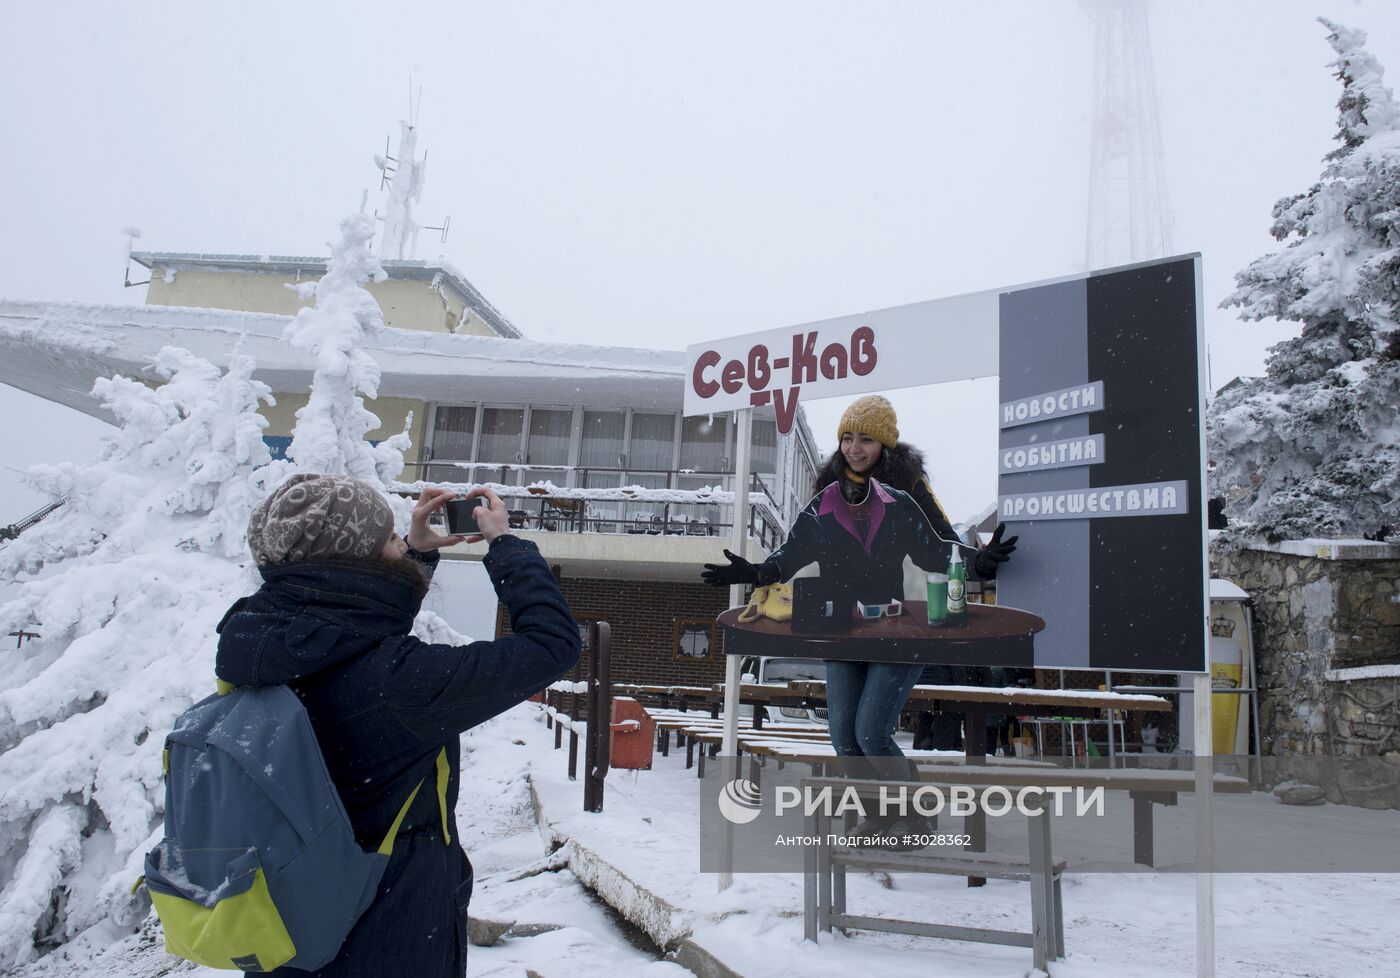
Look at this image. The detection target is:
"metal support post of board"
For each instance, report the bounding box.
[718,407,753,892]
[1193,670,1215,978]
[1191,258,1215,978]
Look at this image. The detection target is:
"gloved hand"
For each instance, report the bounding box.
[973,523,1018,579]
[702,549,769,588]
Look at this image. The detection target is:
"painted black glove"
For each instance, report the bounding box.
[973,523,1018,579]
[701,549,775,588]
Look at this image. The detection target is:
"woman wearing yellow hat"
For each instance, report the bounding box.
[703,395,1016,821]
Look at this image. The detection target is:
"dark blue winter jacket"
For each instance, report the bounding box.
[214,534,580,978]
[763,480,974,604]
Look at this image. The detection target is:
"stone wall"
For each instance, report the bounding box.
[1212,538,1400,760]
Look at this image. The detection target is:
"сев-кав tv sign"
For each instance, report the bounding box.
[682,288,1002,433]
[683,255,1208,673]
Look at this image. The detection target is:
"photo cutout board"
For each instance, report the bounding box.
[686,254,1209,674]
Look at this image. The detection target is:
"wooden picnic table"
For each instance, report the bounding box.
[648,715,828,760]
[786,679,1169,760]
[757,680,1170,885]
[614,682,719,700]
[614,681,820,730]
[788,679,1172,714]
[677,727,834,778]
[621,679,1170,746]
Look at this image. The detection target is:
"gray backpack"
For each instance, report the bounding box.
[140,684,449,972]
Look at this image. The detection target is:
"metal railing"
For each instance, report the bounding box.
[412,467,785,549]
[541,621,613,812]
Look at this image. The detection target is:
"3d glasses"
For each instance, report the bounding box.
[856,599,903,620]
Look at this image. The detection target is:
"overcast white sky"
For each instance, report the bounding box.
[3,0,1398,529]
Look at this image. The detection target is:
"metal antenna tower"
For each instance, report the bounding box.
[1084,0,1174,270]
[372,85,450,260]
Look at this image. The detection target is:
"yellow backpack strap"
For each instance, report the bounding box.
[215,679,236,696]
[435,747,452,845]
[377,780,425,857]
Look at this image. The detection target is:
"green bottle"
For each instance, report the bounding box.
[946,546,966,623]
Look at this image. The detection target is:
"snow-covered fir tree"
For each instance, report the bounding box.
[1209,18,1400,541]
[0,350,278,965]
[285,212,414,489]
[0,213,448,963]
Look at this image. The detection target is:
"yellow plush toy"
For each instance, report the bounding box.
[737,583,794,623]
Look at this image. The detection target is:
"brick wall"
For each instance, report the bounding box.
[496,576,734,687]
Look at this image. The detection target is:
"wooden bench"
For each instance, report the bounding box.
[678,727,833,779]
[647,715,827,759]
[822,847,1067,960]
[801,775,1067,970]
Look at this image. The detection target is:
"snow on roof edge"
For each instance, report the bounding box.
[0,299,686,377]
[130,251,523,339]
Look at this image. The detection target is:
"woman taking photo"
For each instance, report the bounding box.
[702,396,1017,808]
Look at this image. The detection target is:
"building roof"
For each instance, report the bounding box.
[130,251,523,339]
[0,298,723,419]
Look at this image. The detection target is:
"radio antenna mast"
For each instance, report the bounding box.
[1084,0,1175,269]
[373,85,449,259]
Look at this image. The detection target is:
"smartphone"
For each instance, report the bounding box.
[444,496,486,535]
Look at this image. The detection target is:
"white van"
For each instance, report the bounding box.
[738,655,828,727]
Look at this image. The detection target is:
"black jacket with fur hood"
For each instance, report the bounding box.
[810,442,968,559]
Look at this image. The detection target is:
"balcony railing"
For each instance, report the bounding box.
[393,468,784,550]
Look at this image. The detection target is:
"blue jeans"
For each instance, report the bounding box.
[825,661,923,780]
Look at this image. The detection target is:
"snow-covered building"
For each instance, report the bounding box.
[132,251,523,338]
[116,253,816,549]
[0,125,824,687]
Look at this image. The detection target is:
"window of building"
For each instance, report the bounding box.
[750,419,777,474]
[428,405,476,483]
[579,411,625,468]
[527,409,572,466]
[680,415,728,473]
[477,407,525,483]
[800,448,818,496]
[628,412,676,472]
[525,408,572,487]
[674,619,715,659]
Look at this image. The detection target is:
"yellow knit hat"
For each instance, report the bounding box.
[836,395,899,449]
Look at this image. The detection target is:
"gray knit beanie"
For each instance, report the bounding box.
[247,474,396,566]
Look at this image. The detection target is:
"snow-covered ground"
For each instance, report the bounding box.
[523,710,1400,978]
[6,705,692,978]
[6,701,1397,977]
[526,706,1398,978]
